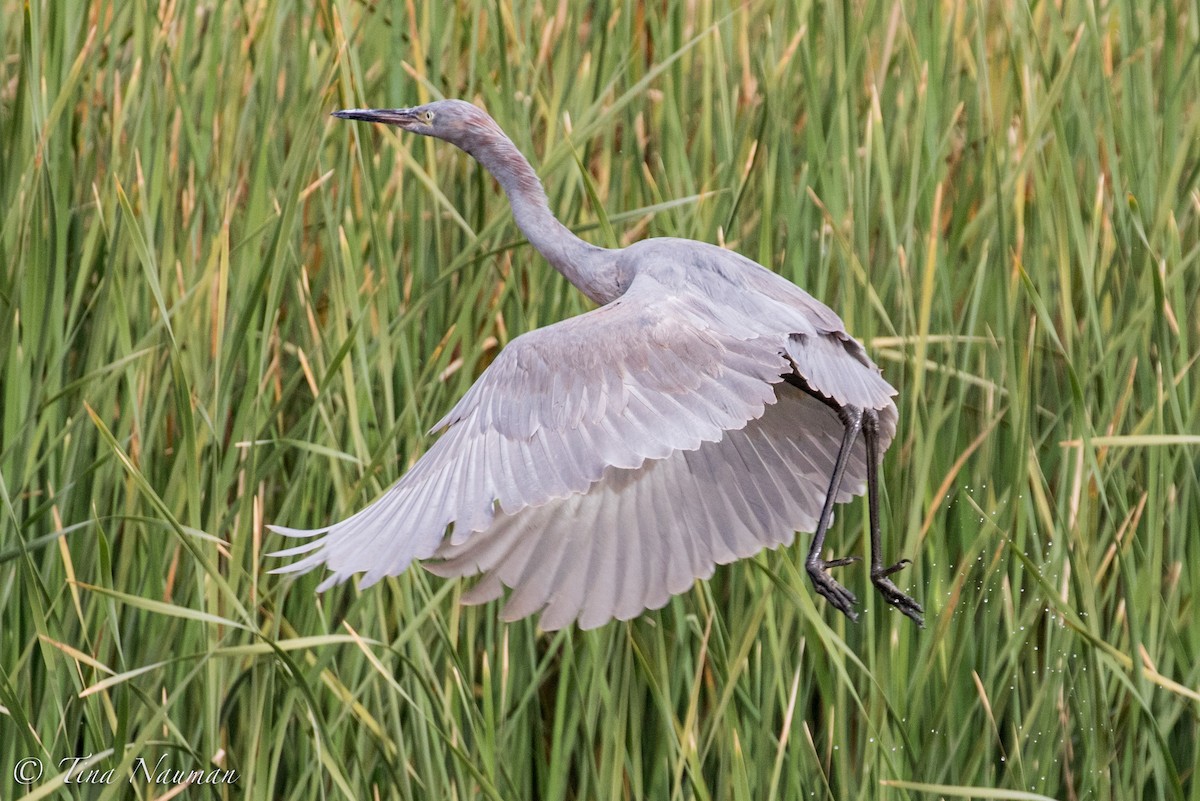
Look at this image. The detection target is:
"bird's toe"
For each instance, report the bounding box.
[870,574,924,627]
[807,559,860,621]
[874,558,911,579]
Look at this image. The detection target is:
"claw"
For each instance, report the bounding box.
[807,557,860,621]
[871,560,924,627]
[875,558,910,578]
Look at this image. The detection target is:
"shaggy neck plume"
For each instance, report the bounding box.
[464,129,624,305]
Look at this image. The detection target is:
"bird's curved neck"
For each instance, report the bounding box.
[467,133,623,304]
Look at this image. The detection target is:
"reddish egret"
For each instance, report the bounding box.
[271,99,923,629]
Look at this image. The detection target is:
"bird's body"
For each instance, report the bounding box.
[272,100,923,628]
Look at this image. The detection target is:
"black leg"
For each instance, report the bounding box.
[863,410,924,626]
[805,405,864,621]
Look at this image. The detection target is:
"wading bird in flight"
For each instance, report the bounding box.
[271,100,923,630]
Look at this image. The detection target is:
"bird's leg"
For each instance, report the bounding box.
[806,404,864,621]
[863,410,924,626]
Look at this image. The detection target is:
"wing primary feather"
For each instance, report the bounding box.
[656,453,706,595]
[723,429,780,536]
[538,492,605,630]
[619,461,664,616]
[736,425,807,536]
[683,445,741,565]
[267,538,327,559]
[499,519,574,622]
[487,515,542,587]
[577,472,626,629]
[268,523,332,539]
[460,571,505,606]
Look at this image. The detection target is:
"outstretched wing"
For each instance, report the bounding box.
[427,382,882,630]
[270,271,793,590]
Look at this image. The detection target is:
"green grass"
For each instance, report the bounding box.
[2,0,1198,798]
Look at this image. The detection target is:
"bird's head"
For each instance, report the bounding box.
[332,99,505,153]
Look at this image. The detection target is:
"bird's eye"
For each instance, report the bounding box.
[422,110,435,123]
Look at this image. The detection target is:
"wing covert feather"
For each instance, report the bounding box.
[270,272,790,588]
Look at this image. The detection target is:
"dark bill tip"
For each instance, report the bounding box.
[331,108,418,125]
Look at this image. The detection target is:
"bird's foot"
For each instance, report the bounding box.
[871,560,924,627]
[807,556,861,621]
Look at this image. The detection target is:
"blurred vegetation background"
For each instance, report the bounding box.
[2,0,1198,798]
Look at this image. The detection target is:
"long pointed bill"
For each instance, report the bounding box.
[331,108,419,126]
